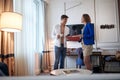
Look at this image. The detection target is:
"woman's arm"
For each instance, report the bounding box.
[71,34,82,38]
[83,23,94,38]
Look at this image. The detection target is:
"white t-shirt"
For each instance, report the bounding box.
[52,24,69,47]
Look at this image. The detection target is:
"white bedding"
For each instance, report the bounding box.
[50,69,92,76]
[0,74,120,80]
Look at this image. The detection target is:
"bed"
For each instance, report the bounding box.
[0,74,120,80]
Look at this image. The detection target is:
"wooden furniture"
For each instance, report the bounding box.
[66,49,120,73]
[91,50,120,73]
[90,50,103,73]
[103,55,120,73]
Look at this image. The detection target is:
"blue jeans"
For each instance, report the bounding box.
[54,44,66,70]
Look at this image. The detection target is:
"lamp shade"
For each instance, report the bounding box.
[0,12,22,32]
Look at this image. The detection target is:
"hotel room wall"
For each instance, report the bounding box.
[95,0,120,48]
[47,0,95,67]
[13,0,120,72]
[47,0,120,68]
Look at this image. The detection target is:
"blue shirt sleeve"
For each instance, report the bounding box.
[83,23,94,38]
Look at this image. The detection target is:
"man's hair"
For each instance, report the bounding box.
[61,15,69,20]
[82,14,91,23]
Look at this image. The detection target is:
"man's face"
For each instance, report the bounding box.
[61,18,68,25]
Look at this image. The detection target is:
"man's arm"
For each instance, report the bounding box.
[52,25,60,39]
[52,25,56,39]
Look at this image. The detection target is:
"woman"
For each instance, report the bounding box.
[73,14,94,70]
[81,14,94,70]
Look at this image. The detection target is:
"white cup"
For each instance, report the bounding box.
[60,34,63,37]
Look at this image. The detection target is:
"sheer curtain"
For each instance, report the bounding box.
[40,0,51,72]
[14,0,36,76]
[14,0,50,76]
[34,0,51,73]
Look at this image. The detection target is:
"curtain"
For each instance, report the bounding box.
[0,0,14,76]
[14,0,51,75]
[20,0,36,75]
[118,0,120,28]
[33,0,51,73]
[14,0,38,76]
[41,1,51,72]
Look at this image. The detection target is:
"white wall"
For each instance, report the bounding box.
[48,0,95,40]
[66,0,95,24]
[96,0,120,48]
[14,0,120,72]
[47,0,96,66]
[48,0,120,49]
[47,0,120,66]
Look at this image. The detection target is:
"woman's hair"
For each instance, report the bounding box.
[82,14,91,23]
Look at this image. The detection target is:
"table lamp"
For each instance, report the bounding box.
[0,12,22,32]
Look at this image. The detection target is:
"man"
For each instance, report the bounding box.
[52,15,69,69]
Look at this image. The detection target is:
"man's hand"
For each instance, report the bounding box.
[57,34,60,39]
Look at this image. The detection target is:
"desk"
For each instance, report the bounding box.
[66,41,81,68]
[66,41,120,73]
[65,49,103,69]
[91,50,120,73]
[102,55,120,73]
[66,49,120,73]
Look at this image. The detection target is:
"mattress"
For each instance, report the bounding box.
[0,74,120,80]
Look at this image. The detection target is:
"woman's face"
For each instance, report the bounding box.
[81,16,85,23]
